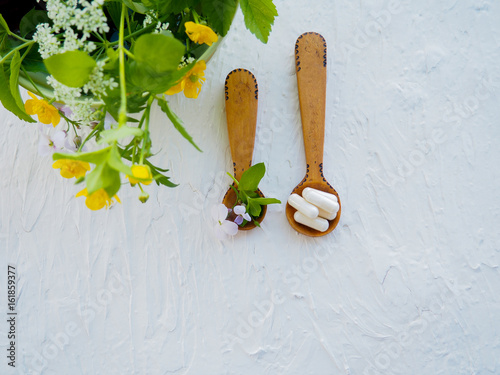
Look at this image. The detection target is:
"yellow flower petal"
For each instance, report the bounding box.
[86,189,108,210]
[165,79,185,95]
[53,159,91,179]
[185,21,218,46]
[24,92,60,126]
[184,60,206,99]
[165,61,206,99]
[76,188,120,210]
[75,188,88,198]
[127,164,153,185]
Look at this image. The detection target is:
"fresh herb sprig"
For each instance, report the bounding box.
[227,162,281,227]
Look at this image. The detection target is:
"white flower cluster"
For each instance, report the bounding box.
[32,23,60,59]
[33,0,109,58]
[83,60,118,97]
[33,0,117,126]
[142,10,169,34]
[142,11,157,28]
[46,0,109,39]
[47,75,96,124]
[155,21,170,34]
[179,56,195,68]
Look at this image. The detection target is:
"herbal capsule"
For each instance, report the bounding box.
[287,193,319,219]
[303,188,339,214]
[294,211,329,232]
[318,207,338,221]
[303,187,338,203]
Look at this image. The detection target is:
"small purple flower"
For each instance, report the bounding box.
[212,204,238,240]
[37,125,66,156]
[233,205,251,225]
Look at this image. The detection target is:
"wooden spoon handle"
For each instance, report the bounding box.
[295,32,327,180]
[225,69,259,181]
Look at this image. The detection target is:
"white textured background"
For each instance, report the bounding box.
[1,0,500,374]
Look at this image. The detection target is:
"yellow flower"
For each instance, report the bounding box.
[52,159,91,179]
[127,164,153,186]
[76,188,121,211]
[185,21,218,46]
[24,92,61,126]
[165,60,206,99]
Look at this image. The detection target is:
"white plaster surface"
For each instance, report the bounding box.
[1,0,500,374]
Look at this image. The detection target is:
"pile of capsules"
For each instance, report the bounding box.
[287,188,339,232]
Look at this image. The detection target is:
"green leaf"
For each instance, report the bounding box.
[154,0,199,14]
[200,0,238,36]
[157,97,202,151]
[0,14,11,36]
[251,197,281,205]
[107,145,133,176]
[144,160,177,187]
[0,33,7,53]
[121,0,150,14]
[105,1,124,30]
[127,56,195,94]
[239,0,277,43]
[134,33,185,73]
[53,147,112,165]
[154,173,177,187]
[85,162,121,197]
[116,145,178,188]
[238,162,265,192]
[0,63,35,122]
[9,51,25,110]
[44,51,96,87]
[19,48,48,74]
[102,87,147,121]
[246,198,262,217]
[103,48,119,70]
[19,9,49,37]
[98,126,143,144]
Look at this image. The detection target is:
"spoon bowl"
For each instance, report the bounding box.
[286,32,341,237]
[286,178,341,237]
[222,68,265,230]
[223,186,267,230]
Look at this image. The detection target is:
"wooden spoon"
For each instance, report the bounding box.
[285,32,341,237]
[222,69,266,230]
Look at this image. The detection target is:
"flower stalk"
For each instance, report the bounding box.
[118,2,128,128]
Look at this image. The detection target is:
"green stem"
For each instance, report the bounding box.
[192,9,200,23]
[20,44,33,60]
[108,18,164,46]
[0,41,35,64]
[10,33,31,43]
[139,97,153,164]
[20,66,48,99]
[92,32,107,45]
[118,3,127,128]
[123,49,135,59]
[79,119,104,152]
[227,172,239,186]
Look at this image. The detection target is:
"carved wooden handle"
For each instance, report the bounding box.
[225,69,259,181]
[295,32,327,180]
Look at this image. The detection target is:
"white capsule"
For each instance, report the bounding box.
[287,193,319,219]
[294,211,329,232]
[303,187,338,203]
[318,207,338,221]
[303,188,339,214]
